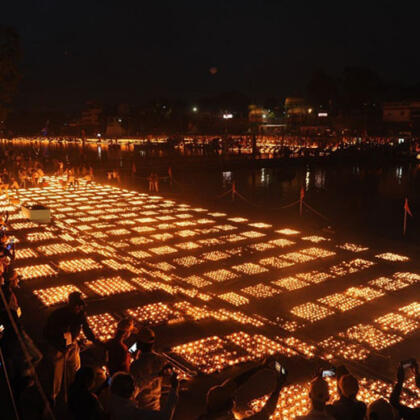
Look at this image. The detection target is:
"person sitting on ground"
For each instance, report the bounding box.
[68,366,106,420]
[10,176,19,191]
[106,317,137,377]
[327,372,366,420]
[130,326,166,410]
[84,172,93,186]
[366,398,395,420]
[199,359,287,420]
[296,376,334,420]
[109,371,179,420]
[390,360,420,419]
[43,292,101,402]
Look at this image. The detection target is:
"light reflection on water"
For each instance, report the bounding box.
[211,163,420,239]
[395,166,403,184]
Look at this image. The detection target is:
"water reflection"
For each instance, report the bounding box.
[395,166,403,184]
[305,167,310,191]
[258,168,271,187]
[314,169,326,189]
[222,171,232,188]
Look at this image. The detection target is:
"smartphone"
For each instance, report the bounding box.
[160,364,174,377]
[128,342,137,354]
[275,361,287,375]
[322,369,336,378]
[401,359,414,369]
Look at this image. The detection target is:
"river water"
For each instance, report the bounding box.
[172,162,420,243]
[5,139,420,244]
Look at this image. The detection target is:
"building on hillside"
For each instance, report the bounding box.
[80,103,102,129]
[383,101,420,134]
[105,117,127,137]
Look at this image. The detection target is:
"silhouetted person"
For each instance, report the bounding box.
[68,366,106,420]
[44,292,100,402]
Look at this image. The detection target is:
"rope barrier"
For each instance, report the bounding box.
[214,183,334,227]
[216,185,302,212]
[303,201,331,222]
[216,189,232,199]
[270,199,301,210]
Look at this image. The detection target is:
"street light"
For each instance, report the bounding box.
[223,113,233,119]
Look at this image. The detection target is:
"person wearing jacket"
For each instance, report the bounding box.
[44,292,100,402]
[109,371,179,420]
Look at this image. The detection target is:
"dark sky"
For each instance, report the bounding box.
[4,0,420,109]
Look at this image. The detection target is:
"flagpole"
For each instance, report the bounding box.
[403,197,412,236]
[299,187,304,216]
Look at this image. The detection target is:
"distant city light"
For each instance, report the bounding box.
[318,112,328,117]
[398,138,404,144]
[97,133,101,138]
[223,113,233,119]
[192,106,198,113]
[308,108,313,114]
[118,118,122,123]
[262,114,267,119]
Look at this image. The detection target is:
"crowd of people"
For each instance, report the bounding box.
[0,224,419,419]
[0,144,419,419]
[0,146,98,194]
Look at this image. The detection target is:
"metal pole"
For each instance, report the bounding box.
[63,352,68,404]
[403,208,407,236]
[0,347,20,420]
[299,186,304,216]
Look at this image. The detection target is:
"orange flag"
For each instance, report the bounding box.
[404,198,413,217]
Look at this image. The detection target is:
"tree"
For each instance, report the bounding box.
[0,26,20,122]
[339,66,383,111]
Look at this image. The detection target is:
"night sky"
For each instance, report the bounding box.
[4,0,420,109]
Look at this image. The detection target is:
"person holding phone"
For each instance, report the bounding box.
[199,358,287,420]
[130,326,166,411]
[105,318,137,377]
[109,371,179,420]
[44,292,101,403]
[390,359,420,419]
